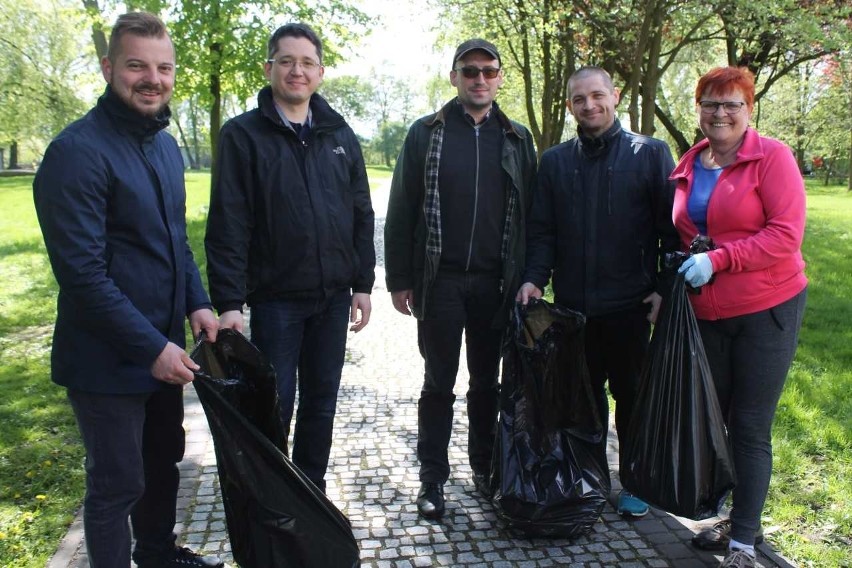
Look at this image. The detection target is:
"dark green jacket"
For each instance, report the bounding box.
[384,99,537,327]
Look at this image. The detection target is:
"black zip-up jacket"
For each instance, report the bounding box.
[524,120,679,317]
[385,99,537,327]
[206,87,375,312]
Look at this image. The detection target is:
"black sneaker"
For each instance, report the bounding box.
[138,546,225,568]
[416,482,445,519]
[692,519,765,551]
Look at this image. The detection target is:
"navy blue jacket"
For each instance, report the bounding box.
[524,120,679,317]
[33,87,211,394]
[205,87,375,311]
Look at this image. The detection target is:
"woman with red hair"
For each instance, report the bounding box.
[670,67,807,568]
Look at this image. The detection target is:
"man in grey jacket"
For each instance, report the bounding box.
[384,39,537,519]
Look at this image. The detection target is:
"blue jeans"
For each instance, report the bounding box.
[416,271,503,484]
[250,289,351,489]
[67,387,184,567]
[698,288,807,545]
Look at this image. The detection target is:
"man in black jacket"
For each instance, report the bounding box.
[34,12,222,568]
[384,39,537,519]
[205,23,375,493]
[518,66,679,517]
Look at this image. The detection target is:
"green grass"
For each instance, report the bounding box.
[764,182,852,566]
[0,174,849,566]
[0,177,85,566]
[366,165,393,190]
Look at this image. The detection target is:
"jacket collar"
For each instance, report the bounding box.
[256,85,346,133]
[577,118,622,158]
[98,85,171,140]
[424,98,526,139]
[671,127,764,181]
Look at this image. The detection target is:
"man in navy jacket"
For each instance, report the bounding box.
[518,66,679,518]
[33,12,222,568]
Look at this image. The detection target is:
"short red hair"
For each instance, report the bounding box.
[695,67,755,110]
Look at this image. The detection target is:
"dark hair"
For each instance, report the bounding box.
[107,12,170,63]
[695,67,755,110]
[568,66,615,95]
[267,23,323,63]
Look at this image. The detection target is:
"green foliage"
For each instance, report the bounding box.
[320,75,376,122]
[434,0,852,157]
[0,0,94,164]
[369,121,408,168]
[87,0,371,177]
[432,0,576,152]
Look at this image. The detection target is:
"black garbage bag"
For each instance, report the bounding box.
[492,299,610,538]
[190,329,359,568]
[621,259,736,520]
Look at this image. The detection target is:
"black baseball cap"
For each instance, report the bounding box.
[452,38,501,68]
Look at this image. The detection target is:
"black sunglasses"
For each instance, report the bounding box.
[455,65,501,79]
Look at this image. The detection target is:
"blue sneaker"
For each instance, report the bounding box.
[617,490,650,517]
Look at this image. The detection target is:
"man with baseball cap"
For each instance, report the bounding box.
[384,38,537,519]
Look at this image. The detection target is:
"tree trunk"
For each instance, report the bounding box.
[175,118,199,170]
[823,156,833,186]
[848,128,851,191]
[82,0,108,61]
[655,104,691,156]
[209,42,222,181]
[502,0,573,157]
[624,0,658,132]
[9,141,19,169]
[639,4,664,136]
[186,96,202,169]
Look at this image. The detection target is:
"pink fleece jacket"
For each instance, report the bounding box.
[670,128,807,320]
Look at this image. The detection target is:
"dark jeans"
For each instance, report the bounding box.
[250,289,351,490]
[417,271,503,484]
[584,306,650,467]
[699,288,807,545]
[67,387,184,568]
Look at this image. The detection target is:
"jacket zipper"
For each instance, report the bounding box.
[465,125,481,271]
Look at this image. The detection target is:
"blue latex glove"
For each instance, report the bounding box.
[679,253,714,287]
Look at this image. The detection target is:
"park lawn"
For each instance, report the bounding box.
[0,173,849,566]
[366,165,393,190]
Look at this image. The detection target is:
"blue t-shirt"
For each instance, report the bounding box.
[688,156,724,235]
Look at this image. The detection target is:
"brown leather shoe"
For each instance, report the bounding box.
[416,482,445,519]
[692,519,765,551]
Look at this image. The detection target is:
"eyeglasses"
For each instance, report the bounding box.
[699,101,746,114]
[455,65,501,79]
[267,57,321,72]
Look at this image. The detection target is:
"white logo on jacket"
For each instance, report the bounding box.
[333,146,346,155]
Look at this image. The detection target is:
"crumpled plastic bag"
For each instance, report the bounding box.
[621,257,736,520]
[191,329,359,568]
[491,299,610,537]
